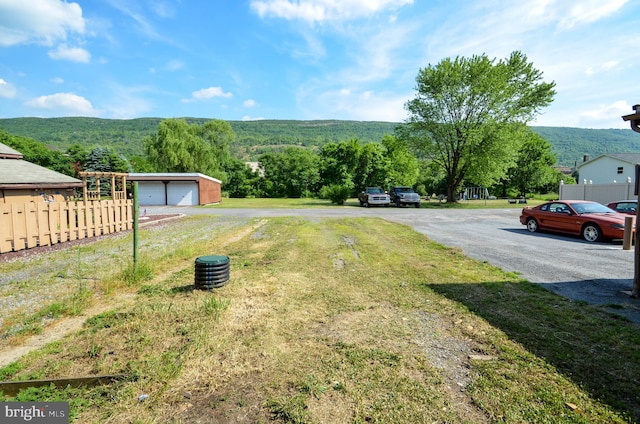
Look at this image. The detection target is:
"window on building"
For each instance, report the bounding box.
[617,167,624,174]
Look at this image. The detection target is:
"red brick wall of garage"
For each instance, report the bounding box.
[198,178,221,205]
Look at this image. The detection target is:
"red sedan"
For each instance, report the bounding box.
[606,200,637,215]
[520,200,633,242]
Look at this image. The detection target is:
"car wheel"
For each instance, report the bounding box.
[395,199,401,207]
[364,201,369,208]
[415,202,420,208]
[526,218,538,232]
[582,223,602,242]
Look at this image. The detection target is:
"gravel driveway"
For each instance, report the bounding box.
[145,205,640,323]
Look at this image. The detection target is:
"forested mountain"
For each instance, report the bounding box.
[0,117,639,167]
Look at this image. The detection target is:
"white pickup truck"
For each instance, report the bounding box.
[358,187,391,207]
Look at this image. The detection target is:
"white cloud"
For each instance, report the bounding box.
[558,0,628,30]
[0,78,17,98]
[51,77,64,84]
[0,0,85,46]
[585,61,619,76]
[242,115,265,121]
[25,92,99,116]
[251,0,414,22]
[182,86,233,102]
[243,99,257,107]
[303,87,409,121]
[164,59,184,71]
[578,100,633,128]
[48,44,91,62]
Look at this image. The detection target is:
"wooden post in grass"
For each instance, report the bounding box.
[623,216,633,250]
[633,165,640,297]
[133,182,139,267]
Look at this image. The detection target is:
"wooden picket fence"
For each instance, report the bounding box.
[0,199,133,254]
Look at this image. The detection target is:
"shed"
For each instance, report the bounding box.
[127,173,222,206]
[0,142,83,204]
[577,153,640,184]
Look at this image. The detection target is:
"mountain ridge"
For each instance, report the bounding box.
[1,117,639,167]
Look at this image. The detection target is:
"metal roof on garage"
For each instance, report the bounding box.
[127,173,222,184]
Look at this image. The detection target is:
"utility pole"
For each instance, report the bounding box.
[622,105,640,297]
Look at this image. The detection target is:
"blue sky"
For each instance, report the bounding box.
[0,0,638,128]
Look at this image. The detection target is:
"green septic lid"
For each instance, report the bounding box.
[195,255,229,265]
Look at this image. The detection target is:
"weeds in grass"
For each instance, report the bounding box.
[117,260,155,287]
[266,394,309,423]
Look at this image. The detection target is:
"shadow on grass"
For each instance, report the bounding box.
[425,279,640,421]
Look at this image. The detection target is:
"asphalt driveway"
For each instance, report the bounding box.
[144,205,640,323]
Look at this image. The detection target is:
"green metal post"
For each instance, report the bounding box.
[133,182,139,266]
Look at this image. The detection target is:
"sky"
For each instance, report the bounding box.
[0,0,639,129]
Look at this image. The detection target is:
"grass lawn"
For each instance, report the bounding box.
[1,214,637,423]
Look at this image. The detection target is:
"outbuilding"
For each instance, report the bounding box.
[0,141,83,204]
[127,173,222,206]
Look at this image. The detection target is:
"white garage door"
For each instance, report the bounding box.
[139,182,166,205]
[168,182,199,206]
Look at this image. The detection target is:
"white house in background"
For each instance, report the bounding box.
[577,153,640,184]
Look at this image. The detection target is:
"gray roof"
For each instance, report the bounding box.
[0,142,23,158]
[579,153,640,168]
[0,159,83,187]
[0,141,82,187]
[128,172,222,184]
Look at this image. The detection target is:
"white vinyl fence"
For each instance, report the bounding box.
[559,179,636,204]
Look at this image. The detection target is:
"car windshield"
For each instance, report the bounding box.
[367,188,383,194]
[570,202,616,214]
[397,187,413,193]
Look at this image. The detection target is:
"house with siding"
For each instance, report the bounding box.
[576,153,640,184]
[0,142,83,204]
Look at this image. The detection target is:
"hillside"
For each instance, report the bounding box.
[0,117,639,166]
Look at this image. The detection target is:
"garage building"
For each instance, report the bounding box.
[128,173,222,206]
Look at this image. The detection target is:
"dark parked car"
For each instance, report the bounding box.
[607,200,637,215]
[389,186,421,208]
[520,200,633,242]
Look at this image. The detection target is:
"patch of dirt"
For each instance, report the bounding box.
[312,302,490,423]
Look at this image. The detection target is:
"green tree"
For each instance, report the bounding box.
[382,134,419,187]
[259,148,320,198]
[318,140,361,193]
[224,158,260,198]
[354,143,390,191]
[144,118,235,181]
[507,127,557,197]
[66,144,89,175]
[401,51,556,202]
[84,146,131,173]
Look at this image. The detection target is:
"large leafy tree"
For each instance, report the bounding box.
[259,148,320,198]
[402,51,556,202]
[318,139,361,193]
[382,134,419,187]
[144,118,235,181]
[507,126,557,197]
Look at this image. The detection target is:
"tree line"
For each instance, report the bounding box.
[2,51,579,202]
